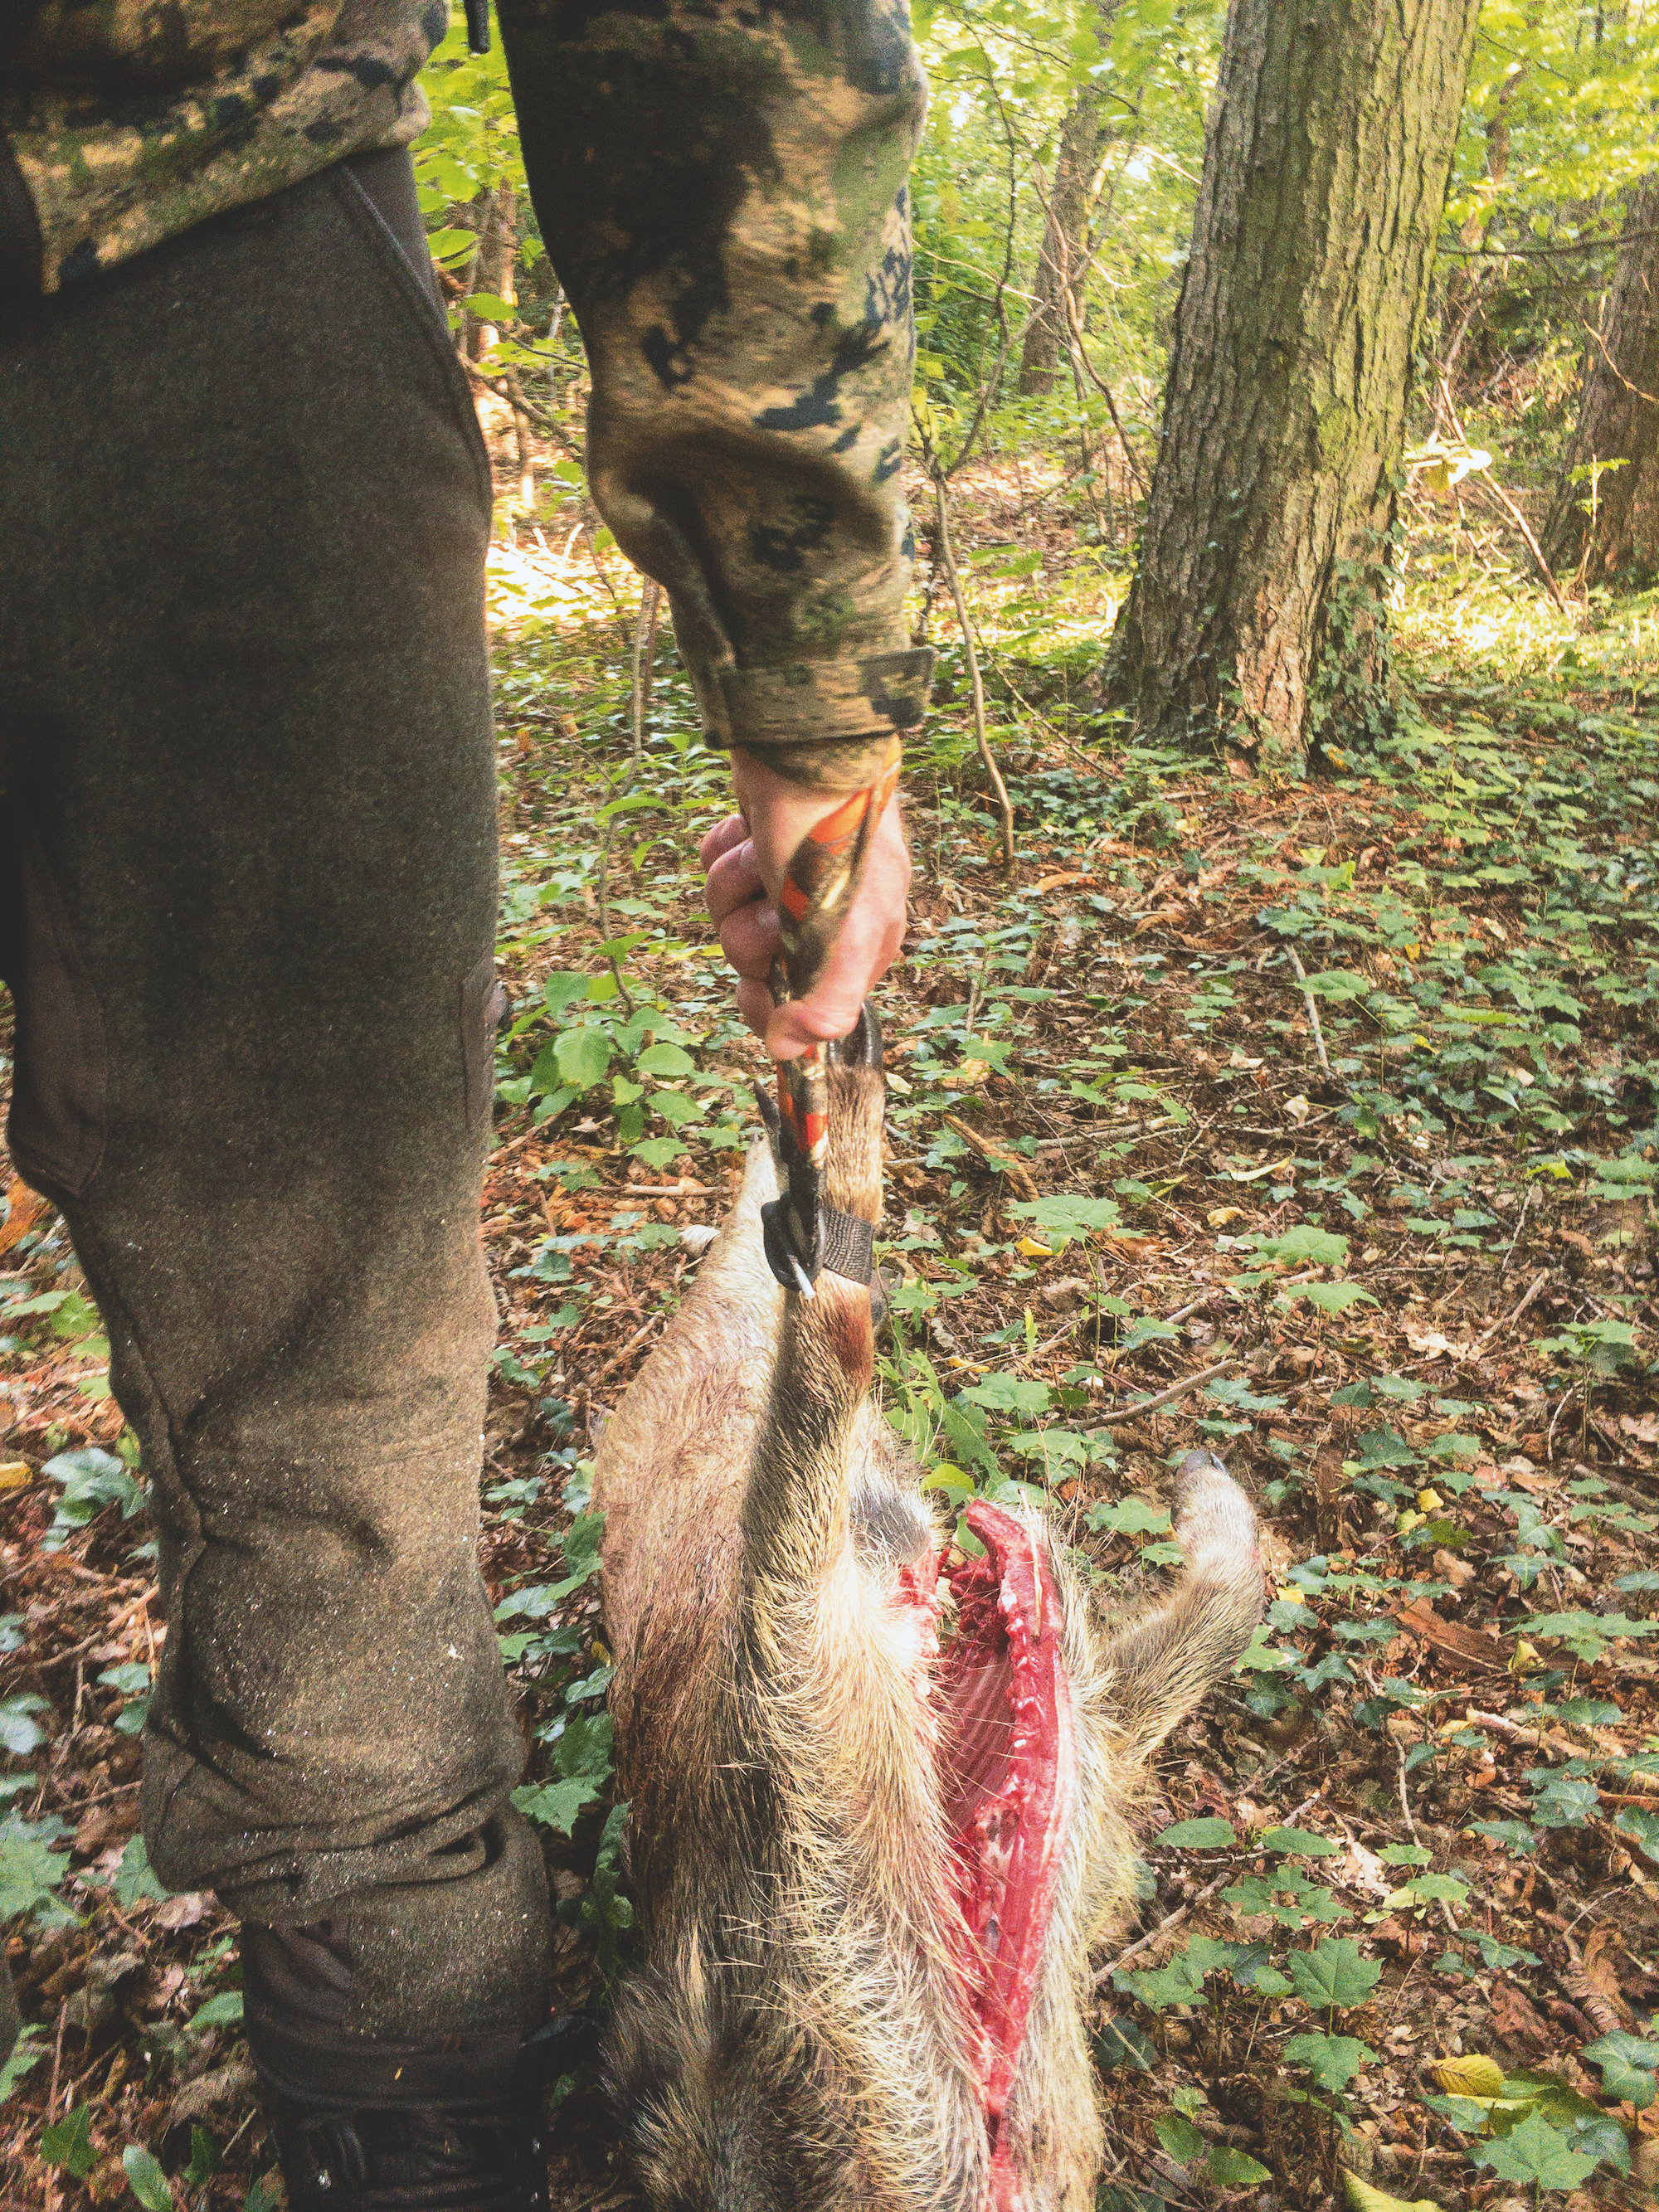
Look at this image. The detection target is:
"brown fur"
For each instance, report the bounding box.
[595,1057,1262,2211]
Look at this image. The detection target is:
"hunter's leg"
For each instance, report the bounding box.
[0,149,550,2199]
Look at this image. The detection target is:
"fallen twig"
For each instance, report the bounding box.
[1091,1354,1241,1429]
[1284,947,1331,1076]
[932,476,1014,870]
[941,1113,1039,1198]
[1475,1268,1550,1349]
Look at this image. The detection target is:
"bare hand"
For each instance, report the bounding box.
[701,749,911,1061]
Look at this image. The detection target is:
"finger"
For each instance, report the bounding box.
[765,921,901,1058]
[718,897,781,981]
[763,800,909,1058]
[699,813,751,869]
[704,838,766,926]
[736,975,775,1038]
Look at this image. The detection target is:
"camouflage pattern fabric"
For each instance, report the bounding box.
[4,0,442,292]
[6,0,932,764]
[499,0,933,767]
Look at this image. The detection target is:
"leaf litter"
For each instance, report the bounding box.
[2,480,1659,2208]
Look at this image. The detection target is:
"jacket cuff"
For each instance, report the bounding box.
[708,648,933,750]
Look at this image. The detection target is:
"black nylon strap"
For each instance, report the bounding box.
[818,1205,874,1286]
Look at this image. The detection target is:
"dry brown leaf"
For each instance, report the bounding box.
[1393,1597,1514,1672]
[0,1176,43,1257]
[1491,1976,1554,2047]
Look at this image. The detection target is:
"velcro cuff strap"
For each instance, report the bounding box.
[818,1205,874,1286]
[761,1200,874,1291]
[713,649,933,746]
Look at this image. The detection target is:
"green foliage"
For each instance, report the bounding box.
[1468,2109,1596,2191]
[39,1446,146,1552]
[41,2106,97,2179]
[1286,1940,1381,2012]
[1153,1816,1235,1850]
[1006,1193,1124,1249]
[1284,2032,1375,2093]
[1583,2033,1659,2112]
[122,2146,178,2212]
[0,1808,76,1929]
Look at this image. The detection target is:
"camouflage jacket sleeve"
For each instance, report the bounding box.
[496,0,932,784]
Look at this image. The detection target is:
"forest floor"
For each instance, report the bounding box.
[4,453,1659,2212]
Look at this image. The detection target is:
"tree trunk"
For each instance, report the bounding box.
[1105,0,1481,766]
[465,182,518,362]
[1544,179,1659,585]
[1019,86,1103,396]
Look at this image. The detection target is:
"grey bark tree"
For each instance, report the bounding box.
[1105,0,1481,766]
[1545,179,1659,586]
[1018,85,1104,396]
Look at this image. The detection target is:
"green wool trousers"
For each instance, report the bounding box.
[0,153,551,2059]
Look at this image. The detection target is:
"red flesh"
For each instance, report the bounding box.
[932,1503,1074,2211]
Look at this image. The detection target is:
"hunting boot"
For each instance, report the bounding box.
[244,1924,591,2212]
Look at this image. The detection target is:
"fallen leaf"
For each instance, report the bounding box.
[1431,2053,1506,2098]
[1015,1236,1053,1259]
[1393,1598,1514,1672]
[1285,1094,1311,1125]
[1620,1412,1659,1445]
[1340,2170,1443,2212]
[153,1893,210,1932]
[1404,1324,1460,1359]
[0,1177,44,1257]
[950,1060,990,1087]
[1207,1206,1246,1227]
[0,1462,33,1491]
[1340,1839,1391,1900]
[1033,871,1094,893]
[1491,1976,1554,2048]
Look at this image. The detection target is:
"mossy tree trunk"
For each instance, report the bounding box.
[1018,85,1104,396]
[1545,179,1659,586]
[1105,0,1481,767]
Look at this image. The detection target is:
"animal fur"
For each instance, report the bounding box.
[595,1039,1262,2211]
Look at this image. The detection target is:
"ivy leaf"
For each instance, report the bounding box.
[0,1694,50,1757]
[111,1835,169,1908]
[1116,1934,1240,2010]
[511,1777,605,1835]
[1583,2031,1659,2110]
[0,1811,74,1925]
[1469,2110,1596,2189]
[1285,2032,1375,2093]
[1286,1939,1381,2012]
[187,1991,244,2032]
